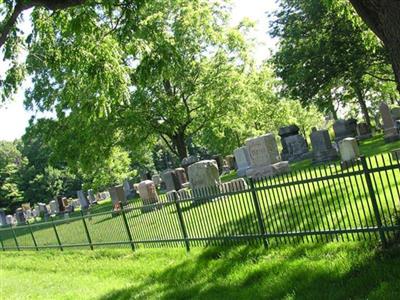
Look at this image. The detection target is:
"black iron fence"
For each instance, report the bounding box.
[1,153,399,251]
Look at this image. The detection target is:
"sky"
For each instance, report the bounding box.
[0,0,279,141]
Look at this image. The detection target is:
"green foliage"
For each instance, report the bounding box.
[270,0,398,121]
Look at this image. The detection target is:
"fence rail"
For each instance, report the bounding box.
[1,153,399,251]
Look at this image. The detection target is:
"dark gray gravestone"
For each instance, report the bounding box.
[380,102,400,143]
[211,154,224,174]
[310,129,339,164]
[174,168,188,186]
[15,208,26,225]
[161,170,181,192]
[333,119,357,142]
[0,209,6,226]
[356,122,372,140]
[109,185,127,206]
[279,125,310,162]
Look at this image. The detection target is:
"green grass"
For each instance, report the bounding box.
[1,242,400,299]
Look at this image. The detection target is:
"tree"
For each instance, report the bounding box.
[271,0,397,126]
[21,0,252,168]
[348,0,400,93]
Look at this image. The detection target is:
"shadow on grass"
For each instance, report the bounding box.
[98,242,400,300]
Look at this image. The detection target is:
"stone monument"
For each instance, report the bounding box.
[161,170,181,192]
[278,125,310,162]
[245,133,290,178]
[380,102,400,143]
[138,180,159,205]
[174,167,188,186]
[333,119,357,142]
[339,137,360,165]
[356,122,372,140]
[109,185,127,206]
[0,209,6,226]
[77,190,89,209]
[234,146,251,177]
[188,160,220,196]
[310,129,339,164]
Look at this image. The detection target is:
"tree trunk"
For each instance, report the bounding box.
[328,98,338,120]
[353,84,371,127]
[349,0,400,93]
[172,132,188,161]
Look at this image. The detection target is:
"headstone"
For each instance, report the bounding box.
[138,180,159,205]
[380,102,400,143]
[174,167,188,186]
[188,160,220,191]
[234,146,251,177]
[211,154,224,174]
[161,170,181,192]
[32,208,39,218]
[356,122,372,140]
[219,178,248,193]
[391,148,400,161]
[339,138,360,163]
[49,200,59,214]
[392,107,400,122]
[278,125,310,162]
[152,174,162,188]
[166,190,180,202]
[246,133,290,178]
[77,190,89,209]
[333,119,357,142]
[123,180,131,198]
[0,209,6,226]
[225,155,236,170]
[15,208,26,225]
[56,196,65,212]
[310,129,339,164]
[181,155,199,175]
[25,209,32,219]
[109,185,127,206]
[6,215,13,225]
[87,189,97,204]
[178,188,192,200]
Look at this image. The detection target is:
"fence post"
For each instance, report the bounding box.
[27,222,39,251]
[174,197,190,252]
[10,224,20,251]
[249,178,269,248]
[51,216,63,251]
[360,156,387,247]
[80,210,93,250]
[120,202,135,251]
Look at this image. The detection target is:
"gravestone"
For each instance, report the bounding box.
[49,200,59,214]
[138,180,159,205]
[391,149,400,161]
[278,125,310,162]
[166,190,180,202]
[310,129,339,164]
[56,196,65,212]
[15,208,26,225]
[6,215,13,225]
[152,174,162,188]
[380,102,400,143]
[234,146,251,177]
[109,185,127,207]
[225,155,236,170]
[333,119,357,142]
[181,155,199,176]
[188,160,220,195]
[339,137,360,163]
[123,180,131,198]
[25,209,32,219]
[0,209,6,226]
[246,133,290,178]
[87,189,97,204]
[392,107,400,123]
[77,190,89,209]
[211,154,224,174]
[161,170,181,192]
[175,168,188,186]
[219,178,248,194]
[356,122,372,140]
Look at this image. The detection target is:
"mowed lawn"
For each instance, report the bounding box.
[1,242,400,299]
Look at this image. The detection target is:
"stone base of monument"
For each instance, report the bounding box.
[219,178,248,194]
[340,159,360,170]
[283,151,313,162]
[384,132,400,143]
[356,133,373,141]
[246,161,290,179]
[312,149,339,164]
[141,201,162,213]
[391,149,400,161]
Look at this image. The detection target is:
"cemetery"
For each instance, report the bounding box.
[1,0,400,298]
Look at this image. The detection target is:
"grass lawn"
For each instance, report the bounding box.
[1,242,400,299]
